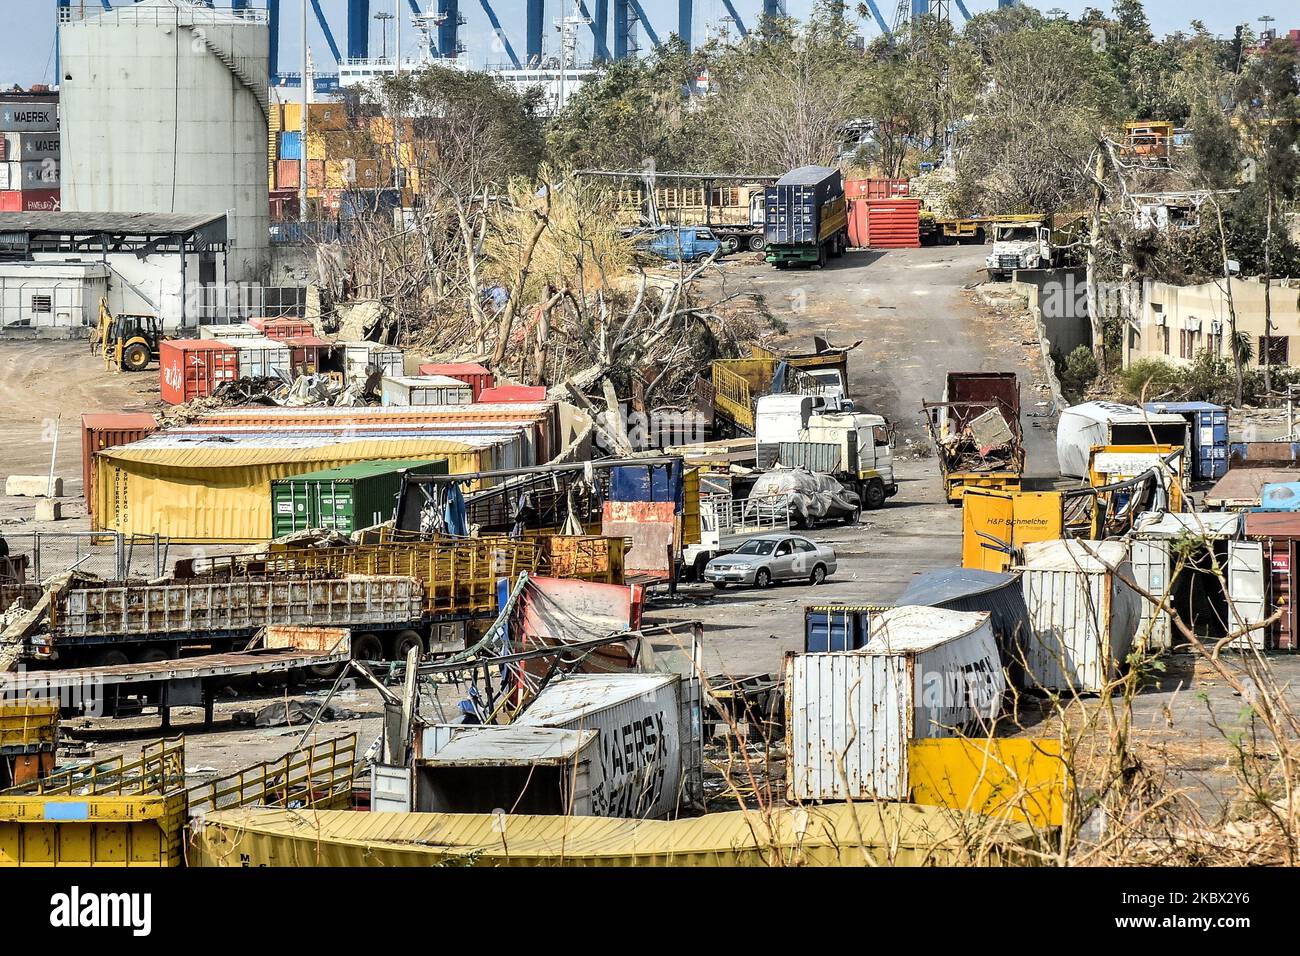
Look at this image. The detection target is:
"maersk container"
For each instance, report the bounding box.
[516,673,690,819]
[270,458,448,537]
[1017,539,1142,693]
[381,375,474,408]
[786,605,1006,803]
[0,131,61,161]
[1144,401,1228,481]
[0,101,58,133]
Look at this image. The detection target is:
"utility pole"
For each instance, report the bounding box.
[394,0,403,203]
[299,0,308,223]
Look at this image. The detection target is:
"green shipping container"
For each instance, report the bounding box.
[270,458,448,537]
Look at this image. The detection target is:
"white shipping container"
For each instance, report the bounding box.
[198,323,262,340]
[221,337,293,380]
[786,605,1005,803]
[342,343,404,384]
[381,375,474,408]
[1018,539,1142,693]
[0,102,58,133]
[0,131,60,161]
[516,673,688,819]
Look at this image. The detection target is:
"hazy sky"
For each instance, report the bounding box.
[2,0,1294,89]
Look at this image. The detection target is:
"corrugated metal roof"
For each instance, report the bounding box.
[196,403,552,419]
[1019,539,1128,572]
[858,605,991,654]
[1131,511,1241,538]
[516,673,676,726]
[776,165,838,186]
[271,458,443,483]
[100,436,478,468]
[192,801,1033,866]
[384,375,467,388]
[420,726,597,765]
[897,568,1020,606]
[0,211,226,234]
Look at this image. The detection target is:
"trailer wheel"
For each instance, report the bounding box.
[95,648,131,667]
[352,632,384,662]
[748,235,766,252]
[135,646,170,664]
[720,236,739,255]
[392,629,425,662]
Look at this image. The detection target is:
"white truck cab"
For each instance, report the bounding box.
[805,412,897,506]
[986,221,1050,279]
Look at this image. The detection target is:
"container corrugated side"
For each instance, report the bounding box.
[80,412,157,515]
[516,674,686,819]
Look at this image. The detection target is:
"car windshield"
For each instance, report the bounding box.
[735,539,778,556]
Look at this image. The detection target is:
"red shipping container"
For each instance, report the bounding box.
[80,412,158,525]
[256,317,314,341]
[275,159,300,191]
[418,362,495,402]
[478,384,546,404]
[159,339,239,405]
[17,188,60,212]
[283,334,330,376]
[845,178,910,200]
[0,190,19,211]
[1244,512,1300,650]
[850,198,921,249]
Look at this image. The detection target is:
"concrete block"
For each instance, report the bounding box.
[35,499,62,521]
[5,475,62,498]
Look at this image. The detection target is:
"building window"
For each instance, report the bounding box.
[1161,326,1170,355]
[31,295,51,314]
[1180,329,1198,359]
[1259,335,1290,366]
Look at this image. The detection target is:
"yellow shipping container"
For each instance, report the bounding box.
[282,101,302,131]
[94,438,503,542]
[961,489,1064,572]
[306,131,326,161]
[191,801,1035,867]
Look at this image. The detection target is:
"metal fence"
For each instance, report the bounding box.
[5,533,262,584]
[192,284,308,324]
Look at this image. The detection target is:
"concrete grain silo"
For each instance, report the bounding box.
[59,0,270,282]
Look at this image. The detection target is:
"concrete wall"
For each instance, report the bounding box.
[59,2,270,282]
[0,261,107,333]
[1125,276,1300,369]
[1012,267,1091,359]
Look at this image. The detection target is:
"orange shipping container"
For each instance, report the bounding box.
[275,159,300,190]
[307,160,325,189]
[80,412,158,520]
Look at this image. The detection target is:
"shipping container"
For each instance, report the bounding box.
[274,158,300,191]
[381,375,474,408]
[80,412,157,509]
[341,342,403,382]
[785,605,1006,802]
[278,130,303,160]
[849,198,922,249]
[158,339,238,405]
[1144,401,1228,481]
[94,435,519,539]
[1017,540,1142,692]
[1243,511,1300,650]
[198,323,261,340]
[417,362,494,401]
[0,131,60,162]
[0,159,59,190]
[477,384,547,404]
[803,603,892,652]
[411,724,603,815]
[5,187,59,211]
[1057,402,1189,478]
[253,317,314,341]
[764,165,843,245]
[220,337,294,380]
[1129,512,1248,652]
[896,567,1031,678]
[270,458,448,537]
[845,178,909,199]
[283,335,330,377]
[0,101,58,132]
[516,672,690,819]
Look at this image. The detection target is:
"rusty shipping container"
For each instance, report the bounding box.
[785,605,1005,802]
[417,362,494,401]
[850,198,921,249]
[253,317,315,341]
[1244,511,1300,650]
[159,340,238,405]
[80,412,157,508]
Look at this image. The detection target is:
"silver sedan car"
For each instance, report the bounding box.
[703,533,838,589]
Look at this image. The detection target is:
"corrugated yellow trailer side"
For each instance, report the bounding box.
[191,802,1035,867]
[94,438,497,540]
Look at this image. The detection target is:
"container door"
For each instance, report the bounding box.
[1227,541,1267,650]
[371,764,413,812]
[1209,410,1229,479]
[1130,538,1171,652]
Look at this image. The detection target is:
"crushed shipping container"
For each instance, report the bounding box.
[786,605,1005,802]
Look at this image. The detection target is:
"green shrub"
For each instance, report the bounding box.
[1118,358,1187,404]
[1057,345,1100,403]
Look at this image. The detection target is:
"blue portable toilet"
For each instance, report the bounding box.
[1144,401,1229,480]
[1259,482,1300,512]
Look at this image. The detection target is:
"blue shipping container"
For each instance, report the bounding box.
[1145,401,1228,480]
[804,604,889,652]
[1259,483,1300,512]
[279,131,303,161]
[609,461,684,513]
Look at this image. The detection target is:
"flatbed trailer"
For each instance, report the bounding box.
[6,645,350,728]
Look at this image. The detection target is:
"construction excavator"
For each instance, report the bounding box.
[92,296,165,372]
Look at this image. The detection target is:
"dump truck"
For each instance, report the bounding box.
[756,406,898,509]
[712,338,859,436]
[763,166,850,268]
[923,372,1025,503]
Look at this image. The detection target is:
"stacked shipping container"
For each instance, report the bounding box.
[0,97,60,211]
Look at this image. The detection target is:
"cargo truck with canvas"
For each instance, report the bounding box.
[763,166,850,268]
[923,372,1025,503]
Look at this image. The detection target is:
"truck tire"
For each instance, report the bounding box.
[95,648,131,667]
[720,236,739,254]
[864,479,887,510]
[352,632,384,662]
[392,629,425,661]
[748,235,766,252]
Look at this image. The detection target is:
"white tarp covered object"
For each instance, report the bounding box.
[1056,402,1143,478]
[747,467,859,525]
